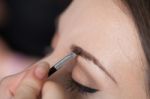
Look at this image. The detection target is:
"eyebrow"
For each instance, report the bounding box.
[71,45,117,84]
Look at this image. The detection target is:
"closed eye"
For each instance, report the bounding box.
[65,78,98,95]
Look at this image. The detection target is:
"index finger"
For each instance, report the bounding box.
[14,62,50,99]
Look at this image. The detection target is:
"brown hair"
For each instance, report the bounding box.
[123,0,150,93]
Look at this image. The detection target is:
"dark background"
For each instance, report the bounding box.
[0,0,72,57]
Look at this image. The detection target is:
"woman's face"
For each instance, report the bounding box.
[45,0,148,99]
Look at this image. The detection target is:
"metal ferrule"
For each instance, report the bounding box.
[54,52,77,70]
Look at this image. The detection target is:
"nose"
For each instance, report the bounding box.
[37,49,66,68]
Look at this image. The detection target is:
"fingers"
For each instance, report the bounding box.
[0,72,25,99]
[42,81,65,99]
[14,62,50,99]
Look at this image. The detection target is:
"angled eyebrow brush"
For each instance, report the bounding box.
[48,52,77,77]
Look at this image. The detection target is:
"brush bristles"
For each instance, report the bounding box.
[71,45,82,55]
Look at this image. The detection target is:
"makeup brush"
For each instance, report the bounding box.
[48,52,77,77]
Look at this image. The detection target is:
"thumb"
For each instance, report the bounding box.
[14,62,50,99]
[42,81,65,99]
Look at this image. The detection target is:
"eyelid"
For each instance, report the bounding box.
[72,56,100,90]
[77,56,101,72]
[72,78,99,91]
[71,45,117,84]
[65,77,99,94]
[77,54,117,85]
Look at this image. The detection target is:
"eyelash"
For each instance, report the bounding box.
[65,78,98,95]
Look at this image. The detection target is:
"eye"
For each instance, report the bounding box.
[65,78,98,95]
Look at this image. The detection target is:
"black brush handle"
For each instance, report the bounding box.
[48,67,57,77]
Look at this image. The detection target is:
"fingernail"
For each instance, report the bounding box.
[34,62,50,80]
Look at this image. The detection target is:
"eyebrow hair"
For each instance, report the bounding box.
[71,45,117,84]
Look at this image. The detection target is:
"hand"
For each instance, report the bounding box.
[0,62,49,99]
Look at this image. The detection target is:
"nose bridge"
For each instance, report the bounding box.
[39,46,70,67]
[40,53,63,68]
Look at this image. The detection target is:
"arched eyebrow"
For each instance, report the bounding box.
[71,45,117,84]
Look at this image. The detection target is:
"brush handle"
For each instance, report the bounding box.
[48,52,77,77]
[48,67,57,77]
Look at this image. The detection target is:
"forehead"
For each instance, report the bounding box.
[52,0,147,72]
[57,0,142,62]
[49,1,148,96]
[48,1,148,98]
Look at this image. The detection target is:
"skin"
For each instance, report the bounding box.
[44,0,148,98]
[0,0,148,99]
[0,62,65,99]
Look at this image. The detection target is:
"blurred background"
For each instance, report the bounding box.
[0,0,72,79]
